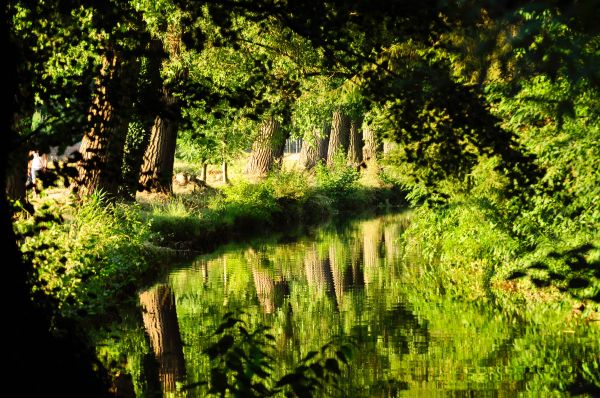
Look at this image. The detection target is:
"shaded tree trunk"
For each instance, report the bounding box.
[139,284,186,396]
[120,40,164,200]
[326,110,350,166]
[138,92,179,194]
[138,25,183,195]
[245,118,283,177]
[75,51,138,199]
[299,125,330,170]
[347,118,363,166]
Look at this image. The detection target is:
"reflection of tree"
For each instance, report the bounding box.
[192,258,208,286]
[383,223,401,265]
[304,243,334,298]
[329,243,352,308]
[251,267,290,314]
[349,235,365,290]
[139,284,186,396]
[361,218,383,287]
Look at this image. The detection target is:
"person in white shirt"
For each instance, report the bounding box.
[27,150,47,197]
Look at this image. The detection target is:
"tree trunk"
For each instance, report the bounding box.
[245,118,282,177]
[299,125,330,170]
[326,110,350,166]
[75,51,137,199]
[221,161,229,184]
[273,129,290,171]
[200,163,207,182]
[138,24,183,195]
[138,92,179,194]
[362,126,379,163]
[139,284,186,396]
[347,118,363,166]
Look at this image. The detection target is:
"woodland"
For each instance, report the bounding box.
[3,0,600,396]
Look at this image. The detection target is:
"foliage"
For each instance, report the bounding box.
[314,153,360,208]
[185,312,352,397]
[15,192,152,317]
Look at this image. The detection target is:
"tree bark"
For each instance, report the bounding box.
[139,284,186,396]
[138,92,179,194]
[299,125,330,170]
[245,118,283,177]
[347,118,363,166]
[362,126,379,163]
[200,163,208,182]
[74,51,137,199]
[326,110,350,166]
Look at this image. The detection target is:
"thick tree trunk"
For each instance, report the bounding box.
[362,126,379,163]
[245,118,282,177]
[299,126,330,170]
[139,284,186,396]
[138,24,183,195]
[326,110,350,166]
[347,119,363,166]
[138,92,179,194]
[75,52,137,199]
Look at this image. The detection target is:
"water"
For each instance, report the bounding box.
[98,212,600,397]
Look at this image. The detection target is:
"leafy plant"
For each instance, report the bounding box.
[185,312,354,397]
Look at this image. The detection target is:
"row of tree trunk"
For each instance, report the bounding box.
[246,109,381,177]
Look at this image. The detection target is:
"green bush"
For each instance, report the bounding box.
[314,154,360,207]
[16,192,152,317]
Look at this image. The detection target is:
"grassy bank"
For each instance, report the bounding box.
[13,157,406,320]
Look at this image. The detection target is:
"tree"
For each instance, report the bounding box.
[326,110,350,166]
[245,117,284,177]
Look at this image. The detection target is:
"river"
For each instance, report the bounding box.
[95,212,600,397]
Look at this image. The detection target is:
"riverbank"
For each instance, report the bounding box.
[14,161,407,321]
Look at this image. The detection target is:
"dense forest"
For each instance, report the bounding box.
[3,0,599,396]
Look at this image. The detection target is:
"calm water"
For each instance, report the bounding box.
[100,213,600,397]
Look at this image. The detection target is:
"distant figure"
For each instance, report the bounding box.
[27,150,47,198]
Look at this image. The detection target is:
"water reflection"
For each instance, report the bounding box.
[139,284,187,397]
[106,212,600,397]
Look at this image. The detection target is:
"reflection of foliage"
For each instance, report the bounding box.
[186,312,353,397]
